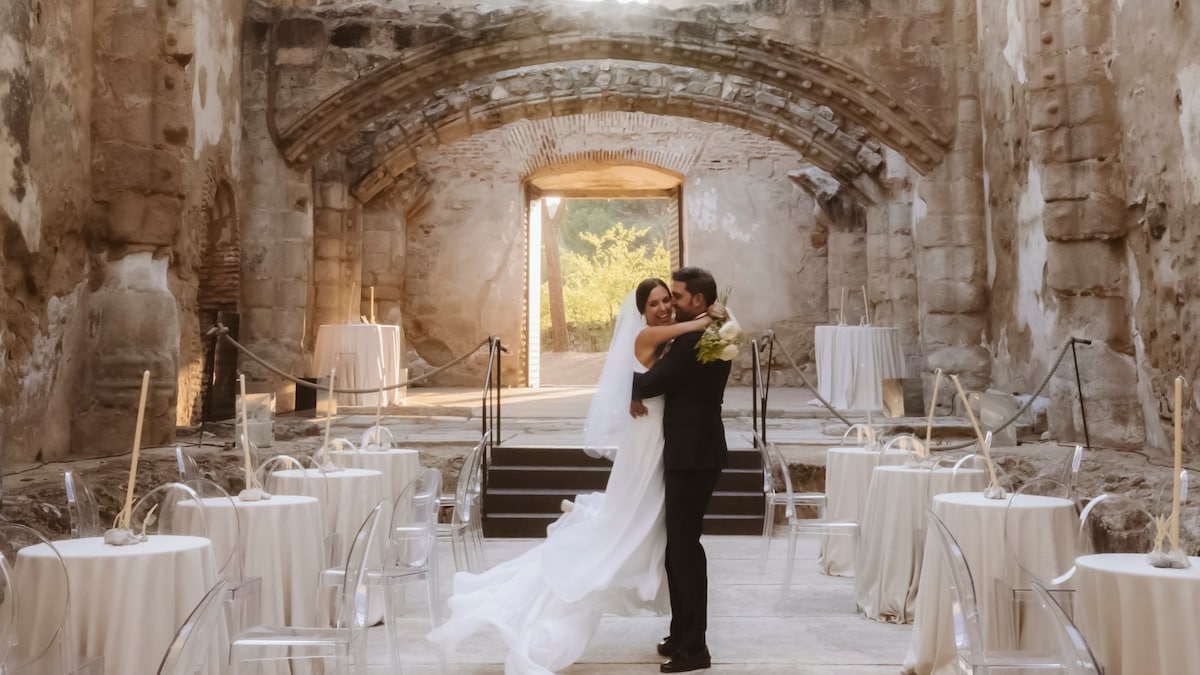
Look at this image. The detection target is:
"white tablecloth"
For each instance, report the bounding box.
[313,324,403,407]
[818,447,908,577]
[814,325,907,411]
[15,535,218,675]
[855,466,987,623]
[329,449,421,504]
[903,492,1077,675]
[268,468,385,624]
[1075,553,1200,675]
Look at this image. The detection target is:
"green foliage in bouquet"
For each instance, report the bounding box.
[695,289,745,363]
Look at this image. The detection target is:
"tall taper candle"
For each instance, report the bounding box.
[322,368,336,464]
[370,286,376,324]
[1172,376,1183,550]
[119,371,151,529]
[925,368,943,454]
[239,373,255,487]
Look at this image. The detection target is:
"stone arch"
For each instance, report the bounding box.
[276,11,951,179]
[341,61,893,206]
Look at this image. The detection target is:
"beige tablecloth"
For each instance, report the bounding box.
[818,447,908,577]
[855,466,987,623]
[1075,553,1200,675]
[814,325,907,411]
[330,448,421,505]
[268,468,385,624]
[15,535,218,675]
[312,324,403,407]
[903,492,1077,675]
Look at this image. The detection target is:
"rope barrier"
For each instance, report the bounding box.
[767,335,1079,452]
[204,323,491,394]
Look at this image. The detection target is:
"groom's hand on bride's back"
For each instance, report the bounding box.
[630,400,648,418]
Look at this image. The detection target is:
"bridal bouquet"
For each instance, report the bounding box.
[696,291,745,363]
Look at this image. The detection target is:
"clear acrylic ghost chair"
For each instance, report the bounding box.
[175,446,203,483]
[315,440,354,472]
[755,432,823,570]
[156,580,229,675]
[323,469,444,671]
[438,434,488,573]
[881,433,923,464]
[928,512,1063,673]
[359,426,396,450]
[774,439,858,595]
[129,482,209,540]
[1150,469,1190,529]
[1029,581,1103,675]
[258,455,341,568]
[63,471,104,538]
[183,478,263,638]
[997,477,1078,648]
[839,423,879,451]
[230,502,383,675]
[0,524,103,675]
[0,556,15,668]
[1059,445,1084,496]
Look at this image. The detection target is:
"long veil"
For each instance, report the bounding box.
[582,291,643,459]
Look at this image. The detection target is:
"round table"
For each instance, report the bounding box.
[818,447,908,576]
[312,324,403,407]
[814,325,907,411]
[15,535,218,675]
[268,468,386,624]
[903,492,1077,675]
[178,495,326,629]
[855,465,987,623]
[1075,553,1200,674]
[329,448,421,503]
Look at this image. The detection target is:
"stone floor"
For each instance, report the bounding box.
[355,535,910,674]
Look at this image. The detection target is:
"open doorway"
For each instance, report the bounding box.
[525,163,684,386]
[538,197,674,384]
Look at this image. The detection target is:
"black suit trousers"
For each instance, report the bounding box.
[664,467,722,654]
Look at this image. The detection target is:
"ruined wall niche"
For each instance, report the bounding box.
[194,181,242,422]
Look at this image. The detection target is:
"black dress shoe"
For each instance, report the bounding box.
[656,636,678,658]
[660,647,711,673]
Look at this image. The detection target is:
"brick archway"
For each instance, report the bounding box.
[273,7,951,178]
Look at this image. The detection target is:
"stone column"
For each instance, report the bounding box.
[914,0,991,399]
[74,0,195,451]
[866,153,921,368]
[1025,0,1144,448]
[238,15,314,409]
[312,154,363,334]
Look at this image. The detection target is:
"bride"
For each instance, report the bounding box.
[427,278,715,674]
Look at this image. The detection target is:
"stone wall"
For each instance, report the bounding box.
[393,112,824,386]
[1,0,95,465]
[976,0,1199,453]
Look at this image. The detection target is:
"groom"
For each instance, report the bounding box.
[633,266,731,673]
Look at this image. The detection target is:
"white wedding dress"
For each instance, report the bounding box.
[427,360,668,674]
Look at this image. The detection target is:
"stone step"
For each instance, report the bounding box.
[485,465,762,492]
[486,488,763,515]
[482,512,764,538]
[491,444,761,470]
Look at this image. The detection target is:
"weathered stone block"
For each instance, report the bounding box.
[922,312,988,348]
[914,215,981,248]
[1042,195,1126,240]
[1041,161,1123,202]
[921,280,989,313]
[1054,294,1133,354]
[1045,239,1127,294]
[1048,344,1145,449]
[105,195,181,245]
[1036,123,1121,163]
[927,345,992,380]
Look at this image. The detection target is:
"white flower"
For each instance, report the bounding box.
[718,320,743,341]
[719,343,739,361]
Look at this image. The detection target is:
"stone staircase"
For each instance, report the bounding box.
[482,436,764,538]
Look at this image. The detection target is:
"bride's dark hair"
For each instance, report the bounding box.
[635,278,669,314]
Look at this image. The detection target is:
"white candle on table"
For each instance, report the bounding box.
[1171,376,1183,551]
[925,368,943,456]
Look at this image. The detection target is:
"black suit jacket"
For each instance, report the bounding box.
[632,330,732,472]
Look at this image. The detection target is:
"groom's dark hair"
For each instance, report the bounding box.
[672,267,718,307]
